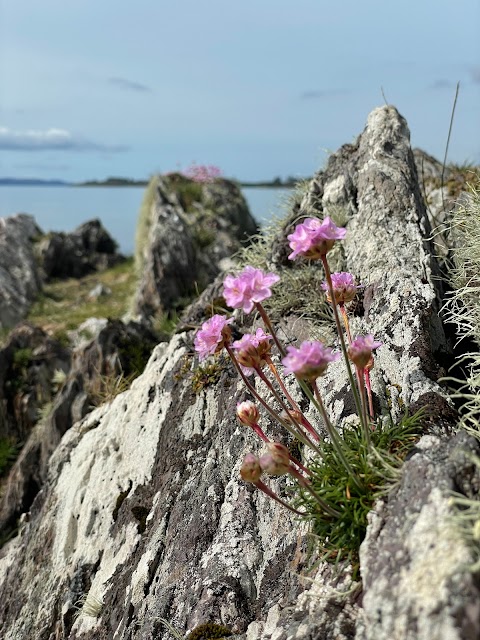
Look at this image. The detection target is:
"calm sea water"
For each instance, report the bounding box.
[0,185,292,256]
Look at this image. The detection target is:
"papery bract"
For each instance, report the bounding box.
[223,266,280,313]
[236,400,260,426]
[288,217,346,260]
[194,314,233,360]
[259,452,290,476]
[348,335,382,369]
[282,341,340,380]
[321,271,359,304]
[232,328,272,375]
[240,453,262,483]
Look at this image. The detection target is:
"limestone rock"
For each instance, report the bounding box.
[132,175,257,320]
[0,214,43,330]
[0,107,478,640]
[36,218,124,280]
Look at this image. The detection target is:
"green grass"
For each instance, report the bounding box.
[295,410,423,573]
[0,437,20,477]
[26,258,137,342]
[135,175,160,275]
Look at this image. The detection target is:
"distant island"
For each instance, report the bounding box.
[0,178,70,186]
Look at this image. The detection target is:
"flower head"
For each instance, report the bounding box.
[223,266,280,313]
[232,328,272,375]
[348,334,382,369]
[236,401,260,426]
[282,341,340,380]
[194,314,233,360]
[259,451,290,476]
[321,271,359,304]
[287,216,346,260]
[240,453,262,483]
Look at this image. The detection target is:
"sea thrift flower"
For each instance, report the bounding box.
[194,315,233,360]
[240,453,262,483]
[236,401,260,426]
[287,216,346,260]
[232,328,272,375]
[282,341,340,381]
[321,271,359,304]
[348,335,382,369]
[259,452,290,476]
[223,266,280,313]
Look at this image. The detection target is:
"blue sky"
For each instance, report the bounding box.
[1,0,479,181]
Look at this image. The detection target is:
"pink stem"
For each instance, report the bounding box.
[254,479,306,515]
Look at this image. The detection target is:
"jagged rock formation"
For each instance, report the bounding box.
[133,175,257,320]
[0,214,43,330]
[0,319,159,540]
[0,106,479,640]
[35,218,124,280]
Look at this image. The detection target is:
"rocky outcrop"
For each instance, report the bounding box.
[0,214,43,330]
[36,218,124,280]
[133,175,257,320]
[0,106,478,640]
[0,319,159,540]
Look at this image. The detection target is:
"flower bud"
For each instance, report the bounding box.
[259,452,290,476]
[266,442,291,466]
[236,401,260,427]
[240,453,262,483]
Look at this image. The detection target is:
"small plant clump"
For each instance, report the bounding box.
[0,437,20,477]
[193,215,423,567]
[186,622,232,640]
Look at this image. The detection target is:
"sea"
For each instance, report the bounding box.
[0,185,293,256]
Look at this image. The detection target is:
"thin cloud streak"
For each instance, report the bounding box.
[300,89,349,100]
[108,77,152,92]
[0,127,129,152]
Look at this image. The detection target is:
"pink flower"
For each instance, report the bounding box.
[282,341,340,380]
[348,335,382,369]
[232,328,272,375]
[236,401,260,426]
[287,217,346,260]
[240,453,262,483]
[321,271,360,304]
[194,314,233,360]
[223,266,280,314]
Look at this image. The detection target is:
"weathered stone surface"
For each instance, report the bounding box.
[36,218,123,280]
[0,319,158,539]
[0,214,43,330]
[0,106,478,640]
[133,176,257,320]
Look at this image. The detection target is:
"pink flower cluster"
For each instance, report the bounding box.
[183,164,222,183]
[282,341,340,380]
[232,328,272,375]
[288,217,346,260]
[194,314,233,360]
[348,335,382,369]
[223,266,280,314]
[321,272,360,304]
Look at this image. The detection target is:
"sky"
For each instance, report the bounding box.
[0,0,479,182]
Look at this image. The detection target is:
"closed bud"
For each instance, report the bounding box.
[266,442,291,466]
[259,452,290,476]
[236,401,260,426]
[240,453,262,483]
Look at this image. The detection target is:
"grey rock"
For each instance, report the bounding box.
[0,106,477,640]
[87,283,112,300]
[36,218,123,280]
[0,214,43,330]
[133,176,258,320]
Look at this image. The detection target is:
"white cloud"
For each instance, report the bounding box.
[0,127,129,152]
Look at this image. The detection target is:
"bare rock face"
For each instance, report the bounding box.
[36,218,124,280]
[0,214,43,330]
[133,175,257,320]
[0,107,478,640]
[0,319,158,541]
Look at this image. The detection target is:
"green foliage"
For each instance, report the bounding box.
[27,258,137,341]
[12,347,34,370]
[186,622,232,640]
[191,357,227,394]
[294,410,423,571]
[165,173,204,212]
[0,437,20,477]
[135,175,160,275]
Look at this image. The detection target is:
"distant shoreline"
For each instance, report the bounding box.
[0,178,301,189]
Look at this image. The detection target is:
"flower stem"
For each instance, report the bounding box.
[339,302,352,343]
[256,368,322,455]
[255,479,307,515]
[321,255,367,435]
[288,466,341,517]
[256,302,286,357]
[356,366,371,446]
[266,356,320,442]
[364,368,375,421]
